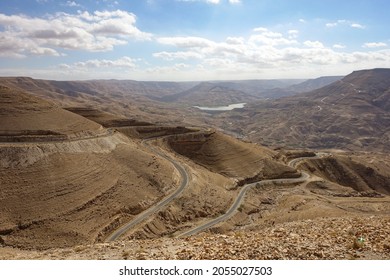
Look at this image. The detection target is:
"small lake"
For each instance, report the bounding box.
[193,103,246,111]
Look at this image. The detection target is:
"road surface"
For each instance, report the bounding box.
[105,138,189,242]
[177,153,326,237]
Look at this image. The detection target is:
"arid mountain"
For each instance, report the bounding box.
[158,82,260,106]
[0,76,341,128]
[158,79,308,104]
[0,85,305,249]
[0,77,195,100]
[1,70,389,260]
[212,69,390,152]
[288,76,343,93]
[0,77,195,125]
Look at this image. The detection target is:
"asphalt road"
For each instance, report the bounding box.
[177,154,324,237]
[105,139,189,242]
[105,127,329,240]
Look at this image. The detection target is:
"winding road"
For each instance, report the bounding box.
[104,126,329,241]
[105,138,190,242]
[177,153,327,237]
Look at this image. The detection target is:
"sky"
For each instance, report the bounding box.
[0,0,389,81]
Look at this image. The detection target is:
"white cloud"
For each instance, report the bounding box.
[60,56,138,69]
[333,44,346,49]
[326,20,346,28]
[153,51,203,60]
[326,22,338,28]
[250,28,297,46]
[65,1,80,7]
[326,19,365,29]
[0,32,62,58]
[9,46,390,81]
[0,10,152,57]
[288,29,299,39]
[157,36,215,48]
[304,40,325,48]
[350,23,365,29]
[151,27,390,80]
[176,0,220,3]
[2,13,390,81]
[253,27,268,33]
[363,42,388,48]
[176,0,241,4]
[225,36,245,45]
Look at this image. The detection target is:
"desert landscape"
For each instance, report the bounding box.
[0,68,389,260]
[1,0,389,262]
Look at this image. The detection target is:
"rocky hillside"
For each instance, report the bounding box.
[1,216,389,260]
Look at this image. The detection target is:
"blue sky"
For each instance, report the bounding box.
[0,0,389,80]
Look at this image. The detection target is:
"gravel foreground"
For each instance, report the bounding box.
[1,216,389,260]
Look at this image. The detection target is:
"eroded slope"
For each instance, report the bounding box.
[165,131,297,180]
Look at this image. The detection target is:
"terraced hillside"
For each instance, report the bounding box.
[0,87,178,249]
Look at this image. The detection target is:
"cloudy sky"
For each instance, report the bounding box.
[0,0,389,81]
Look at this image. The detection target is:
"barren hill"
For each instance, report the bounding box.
[0,77,192,126]
[288,76,343,93]
[0,87,181,249]
[0,85,103,140]
[164,130,298,180]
